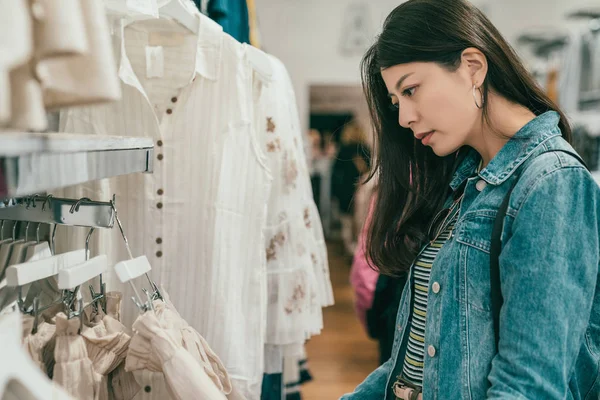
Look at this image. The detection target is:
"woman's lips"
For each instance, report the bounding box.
[421,130,435,145]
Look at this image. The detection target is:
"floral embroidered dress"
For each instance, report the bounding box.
[252,51,333,373]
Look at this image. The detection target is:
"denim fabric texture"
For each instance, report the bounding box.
[341,111,600,400]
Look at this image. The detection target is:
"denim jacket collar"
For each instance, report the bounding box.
[449,111,562,191]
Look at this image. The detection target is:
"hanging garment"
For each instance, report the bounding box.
[282,355,312,400]
[31,0,88,60]
[23,277,63,322]
[21,315,57,374]
[103,0,159,18]
[260,372,283,400]
[108,364,142,400]
[152,297,232,394]
[36,0,121,109]
[126,311,228,400]
[82,294,131,375]
[254,51,333,350]
[125,294,232,400]
[55,13,271,399]
[207,0,250,43]
[52,312,102,400]
[0,312,76,400]
[57,10,332,400]
[254,52,333,381]
[0,0,32,126]
[104,293,142,400]
[9,61,48,131]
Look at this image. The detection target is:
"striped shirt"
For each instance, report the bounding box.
[401,206,460,386]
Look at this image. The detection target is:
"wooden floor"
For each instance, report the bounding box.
[302,242,379,399]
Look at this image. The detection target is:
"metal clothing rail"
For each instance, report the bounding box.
[0,196,115,229]
[0,132,154,199]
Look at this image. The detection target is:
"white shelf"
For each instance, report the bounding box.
[0,132,154,198]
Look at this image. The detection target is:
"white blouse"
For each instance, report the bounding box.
[55,10,332,399]
[56,14,270,399]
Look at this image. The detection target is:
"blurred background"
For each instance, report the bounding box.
[252,0,600,398]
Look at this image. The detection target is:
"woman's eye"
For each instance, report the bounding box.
[402,86,417,97]
[389,102,399,111]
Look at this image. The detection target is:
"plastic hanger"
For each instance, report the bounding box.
[0,312,75,400]
[23,223,52,262]
[111,199,161,312]
[5,249,87,287]
[8,222,38,266]
[57,254,107,290]
[0,221,13,246]
[0,222,24,280]
[158,0,199,34]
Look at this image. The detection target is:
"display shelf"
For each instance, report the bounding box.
[0,132,154,198]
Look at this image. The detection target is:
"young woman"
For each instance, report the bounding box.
[341,1,600,399]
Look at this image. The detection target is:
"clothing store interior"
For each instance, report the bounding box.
[0,0,599,399]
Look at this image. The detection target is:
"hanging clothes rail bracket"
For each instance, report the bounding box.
[0,195,115,229]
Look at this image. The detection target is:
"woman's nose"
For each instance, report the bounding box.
[398,102,417,129]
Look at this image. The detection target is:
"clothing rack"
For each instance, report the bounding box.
[0,196,115,229]
[0,131,155,321]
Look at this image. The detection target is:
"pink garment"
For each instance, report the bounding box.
[350,195,379,331]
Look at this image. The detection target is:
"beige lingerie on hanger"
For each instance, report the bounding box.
[21,314,56,374]
[126,311,228,400]
[53,312,103,400]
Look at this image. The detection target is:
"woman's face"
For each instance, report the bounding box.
[381,61,480,156]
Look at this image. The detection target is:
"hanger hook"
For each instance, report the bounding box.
[12,221,18,241]
[32,297,40,335]
[41,194,53,212]
[51,224,58,255]
[70,197,92,214]
[85,227,95,261]
[30,194,40,208]
[36,222,41,243]
[24,221,30,242]
[110,198,134,260]
[0,220,4,241]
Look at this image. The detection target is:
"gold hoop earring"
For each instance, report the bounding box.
[473,85,483,109]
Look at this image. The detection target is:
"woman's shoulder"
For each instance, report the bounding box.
[510,136,597,208]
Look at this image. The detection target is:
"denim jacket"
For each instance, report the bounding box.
[341,111,600,400]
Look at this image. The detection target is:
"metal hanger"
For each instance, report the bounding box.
[110,197,161,312]
[61,197,107,318]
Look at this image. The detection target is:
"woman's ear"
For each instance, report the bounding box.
[461,47,488,87]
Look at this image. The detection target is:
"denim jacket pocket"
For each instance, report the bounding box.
[455,210,497,312]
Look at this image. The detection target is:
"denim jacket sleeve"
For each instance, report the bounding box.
[487,166,600,399]
[339,357,393,399]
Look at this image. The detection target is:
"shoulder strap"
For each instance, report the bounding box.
[490,149,587,348]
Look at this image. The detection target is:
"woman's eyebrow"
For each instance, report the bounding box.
[387,72,415,97]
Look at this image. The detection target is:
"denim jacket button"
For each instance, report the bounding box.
[476,180,487,191]
[428,345,436,357]
[432,282,441,293]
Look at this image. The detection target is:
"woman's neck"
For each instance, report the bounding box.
[467,92,537,168]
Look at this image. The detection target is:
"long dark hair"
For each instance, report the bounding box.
[363,0,572,276]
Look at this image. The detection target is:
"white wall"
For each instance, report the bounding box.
[255,0,596,133]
